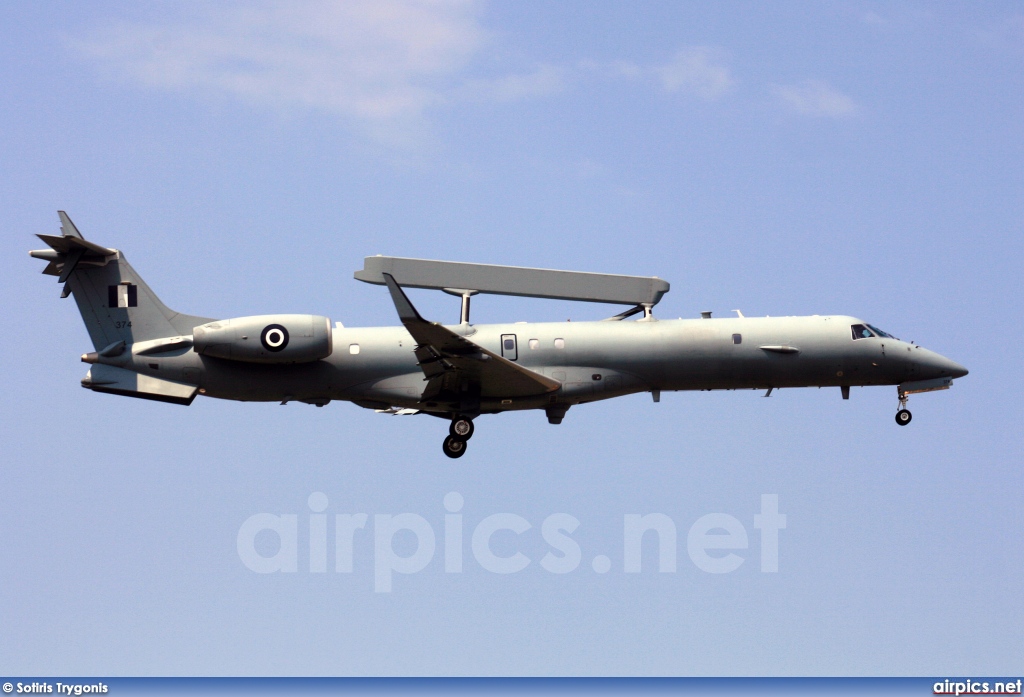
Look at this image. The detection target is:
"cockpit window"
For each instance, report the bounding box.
[851,324,876,340]
[866,324,895,339]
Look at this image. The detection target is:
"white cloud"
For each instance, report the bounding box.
[654,47,734,100]
[577,48,734,101]
[577,59,642,80]
[74,6,742,146]
[74,0,488,144]
[771,80,857,117]
[462,64,565,102]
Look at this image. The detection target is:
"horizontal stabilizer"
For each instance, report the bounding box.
[358,256,669,306]
[82,364,198,406]
[34,233,115,258]
[30,212,116,281]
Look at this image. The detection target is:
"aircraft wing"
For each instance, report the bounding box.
[382,273,560,401]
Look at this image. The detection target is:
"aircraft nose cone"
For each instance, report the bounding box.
[932,353,968,379]
[913,348,968,380]
[948,361,969,379]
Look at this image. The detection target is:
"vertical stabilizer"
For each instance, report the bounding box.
[31,212,213,350]
[58,210,83,239]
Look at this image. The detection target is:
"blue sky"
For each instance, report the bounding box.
[1,1,1022,676]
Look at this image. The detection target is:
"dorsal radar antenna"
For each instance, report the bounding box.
[355,257,670,323]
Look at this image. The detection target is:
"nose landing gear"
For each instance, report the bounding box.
[442,415,475,458]
[895,390,912,426]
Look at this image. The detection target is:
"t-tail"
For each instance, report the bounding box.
[30,211,212,404]
[30,211,211,350]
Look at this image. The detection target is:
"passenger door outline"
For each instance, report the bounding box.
[500,334,518,361]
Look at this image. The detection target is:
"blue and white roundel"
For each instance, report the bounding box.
[260,324,289,352]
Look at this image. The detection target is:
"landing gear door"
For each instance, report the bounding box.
[500,334,518,361]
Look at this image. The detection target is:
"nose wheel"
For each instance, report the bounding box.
[443,435,467,458]
[895,390,912,426]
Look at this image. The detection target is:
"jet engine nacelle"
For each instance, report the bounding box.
[193,314,332,364]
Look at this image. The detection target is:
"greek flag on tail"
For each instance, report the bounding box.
[108,283,138,308]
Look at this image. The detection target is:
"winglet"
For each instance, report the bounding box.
[382,273,426,324]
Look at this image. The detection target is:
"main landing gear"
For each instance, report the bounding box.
[442,416,475,458]
[895,390,912,426]
[450,417,474,439]
[442,436,467,458]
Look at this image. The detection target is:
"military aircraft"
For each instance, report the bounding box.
[32,212,968,458]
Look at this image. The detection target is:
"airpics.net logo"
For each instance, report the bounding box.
[237,493,787,592]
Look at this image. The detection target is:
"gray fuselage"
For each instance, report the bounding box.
[108,314,968,415]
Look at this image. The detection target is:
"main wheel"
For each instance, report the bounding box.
[442,435,467,458]
[895,409,912,426]
[449,418,474,439]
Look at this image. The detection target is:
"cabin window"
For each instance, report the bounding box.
[529,339,539,350]
[554,338,565,349]
[732,333,742,345]
[850,324,875,340]
[349,343,361,354]
[504,338,515,351]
